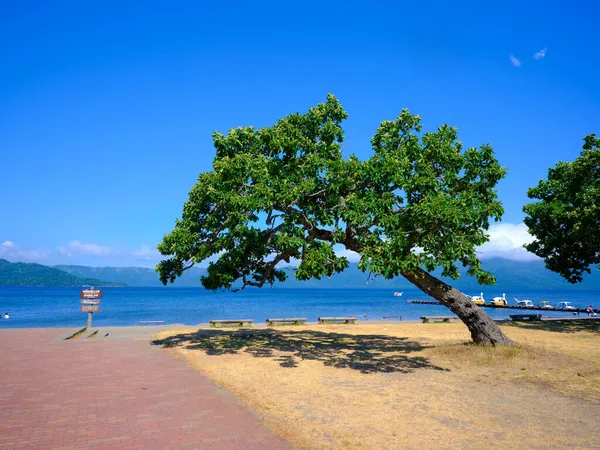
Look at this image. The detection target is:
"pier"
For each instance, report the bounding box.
[407,300,441,305]
[406,299,599,314]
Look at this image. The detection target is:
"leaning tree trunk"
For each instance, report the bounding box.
[402,267,512,346]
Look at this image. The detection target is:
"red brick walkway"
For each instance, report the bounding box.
[0,329,291,449]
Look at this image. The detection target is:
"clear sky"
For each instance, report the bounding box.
[1,0,598,267]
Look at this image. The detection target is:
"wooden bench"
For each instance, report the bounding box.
[420,316,459,323]
[266,318,307,326]
[318,317,357,324]
[383,316,403,320]
[510,314,542,322]
[209,319,253,328]
[139,320,166,326]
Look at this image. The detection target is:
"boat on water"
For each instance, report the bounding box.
[556,301,576,310]
[393,292,403,297]
[536,300,554,310]
[489,293,508,307]
[514,298,534,308]
[469,292,485,305]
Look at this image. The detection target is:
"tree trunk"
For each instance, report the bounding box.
[402,267,512,346]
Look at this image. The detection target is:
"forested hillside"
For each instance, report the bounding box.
[0,259,126,287]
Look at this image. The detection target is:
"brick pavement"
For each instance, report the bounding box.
[0,328,291,449]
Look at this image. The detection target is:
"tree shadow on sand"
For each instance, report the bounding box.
[503,318,600,335]
[152,329,449,374]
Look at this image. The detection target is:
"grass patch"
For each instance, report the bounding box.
[504,318,600,335]
[64,327,87,340]
[162,340,176,348]
[428,341,529,366]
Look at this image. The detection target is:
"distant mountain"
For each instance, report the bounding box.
[54,258,600,290]
[273,258,600,291]
[446,258,600,291]
[0,259,126,287]
[54,264,206,287]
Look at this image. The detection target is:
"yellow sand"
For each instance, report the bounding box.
[156,321,600,449]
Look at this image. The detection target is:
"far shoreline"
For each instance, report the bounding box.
[3,316,600,332]
[0,319,423,331]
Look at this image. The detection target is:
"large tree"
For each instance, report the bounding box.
[157,95,511,346]
[523,134,600,283]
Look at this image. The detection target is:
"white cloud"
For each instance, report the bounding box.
[533,48,547,60]
[0,241,51,262]
[478,223,538,261]
[2,239,161,266]
[133,244,160,261]
[509,55,522,67]
[57,240,113,257]
[334,248,361,262]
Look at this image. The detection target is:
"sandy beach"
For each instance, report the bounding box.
[154,319,600,449]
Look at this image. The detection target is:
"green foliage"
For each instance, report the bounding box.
[158,95,506,290]
[0,259,126,287]
[86,330,99,338]
[523,134,600,283]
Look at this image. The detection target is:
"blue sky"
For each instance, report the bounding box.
[1,0,598,267]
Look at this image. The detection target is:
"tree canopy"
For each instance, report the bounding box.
[523,133,600,283]
[157,94,506,291]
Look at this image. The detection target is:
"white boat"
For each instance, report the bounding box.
[514,298,534,308]
[393,292,403,297]
[490,293,508,307]
[470,292,485,305]
[556,301,576,310]
[536,300,554,310]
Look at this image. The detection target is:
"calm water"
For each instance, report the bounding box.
[0,287,598,328]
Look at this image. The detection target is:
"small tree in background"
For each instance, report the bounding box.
[524,134,600,283]
[157,94,511,345]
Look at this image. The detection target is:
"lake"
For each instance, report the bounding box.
[0,287,598,328]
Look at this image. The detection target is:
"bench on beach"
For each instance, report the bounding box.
[420,316,459,323]
[510,314,542,322]
[318,317,357,324]
[209,319,253,328]
[383,316,403,320]
[139,321,166,326]
[266,318,307,326]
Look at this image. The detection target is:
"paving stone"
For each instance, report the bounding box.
[0,329,290,449]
